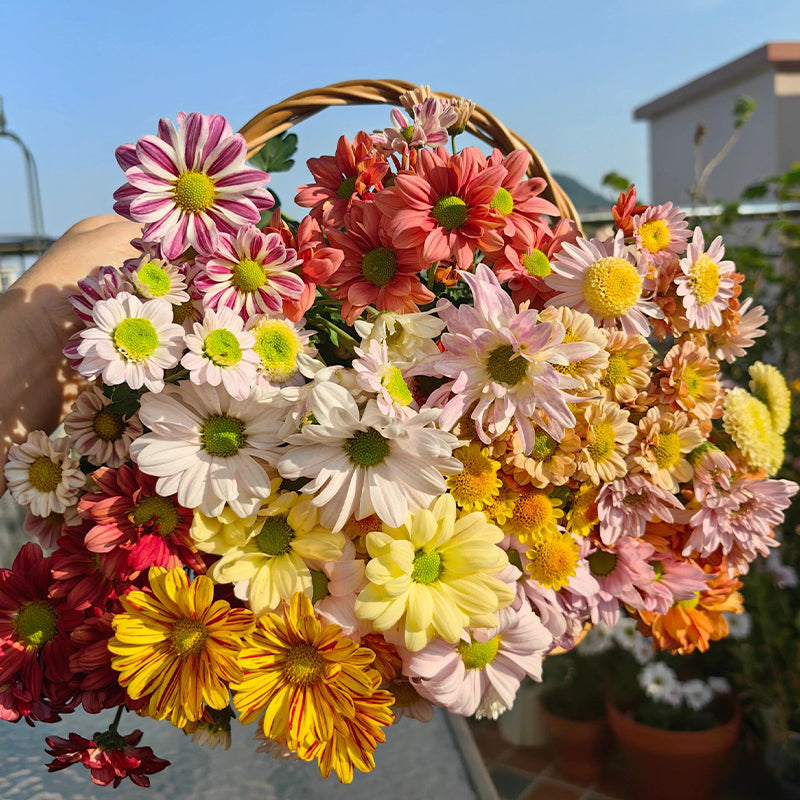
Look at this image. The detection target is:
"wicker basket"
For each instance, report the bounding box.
[238,79,580,227]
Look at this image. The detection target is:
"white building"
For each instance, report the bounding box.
[635,42,800,205]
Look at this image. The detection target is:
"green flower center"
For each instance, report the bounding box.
[361,247,397,288]
[170,616,209,657]
[381,367,412,406]
[92,408,126,442]
[522,248,552,278]
[411,548,442,585]
[201,414,246,458]
[203,329,242,367]
[253,321,302,382]
[337,175,356,200]
[14,600,58,648]
[284,642,325,684]
[136,261,171,297]
[113,318,159,362]
[456,635,501,669]
[652,561,665,580]
[131,494,180,536]
[173,170,216,214]
[486,344,528,386]
[28,456,63,493]
[531,432,558,461]
[232,258,266,293]
[255,516,295,556]
[345,428,390,467]
[310,569,330,603]
[588,549,618,577]
[431,195,468,230]
[675,592,700,609]
[490,187,514,216]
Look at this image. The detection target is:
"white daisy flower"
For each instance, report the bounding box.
[352,339,416,419]
[545,230,663,336]
[3,431,85,517]
[577,622,615,655]
[277,381,461,531]
[680,679,714,711]
[707,676,731,695]
[63,385,143,468]
[76,292,186,393]
[246,315,318,389]
[129,381,288,517]
[181,307,259,401]
[23,506,82,551]
[354,310,445,361]
[124,253,190,305]
[638,661,680,704]
[724,610,752,640]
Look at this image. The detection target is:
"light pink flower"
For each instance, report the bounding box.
[372,97,458,153]
[352,340,416,419]
[632,202,690,267]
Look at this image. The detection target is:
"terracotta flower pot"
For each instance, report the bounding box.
[606,700,741,800]
[540,704,609,782]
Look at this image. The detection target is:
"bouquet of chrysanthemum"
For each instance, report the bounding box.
[1,84,797,786]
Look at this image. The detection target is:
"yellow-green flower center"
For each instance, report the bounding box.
[525,532,578,590]
[361,247,397,288]
[253,321,302,382]
[401,125,416,143]
[689,254,721,306]
[203,329,242,367]
[173,170,216,214]
[256,516,295,556]
[345,428,390,467]
[337,176,357,200]
[92,408,126,442]
[486,344,528,386]
[28,456,63,493]
[637,219,671,254]
[457,635,501,669]
[431,195,468,230]
[170,616,209,657]
[14,600,58,648]
[283,642,325,684]
[113,318,160,362]
[381,366,412,406]
[232,258,266,293]
[310,569,330,603]
[201,414,246,458]
[653,431,682,470]
[131,495,180,536]
[522,248,552,278]
[675,592,700,610]
[587,421,617,463]
[588,549,618,577]
[531,432,558,460]
[602,352,631,387]
[490,187,514,216]
[583,257,642,318]
[412,548,443,585]
[136,261,171,297]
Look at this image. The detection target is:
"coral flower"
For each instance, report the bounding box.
[114,112,273,259]
[655,340,721,423]
[375,145,506,268]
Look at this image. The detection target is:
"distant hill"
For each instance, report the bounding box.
[551,173,609,211]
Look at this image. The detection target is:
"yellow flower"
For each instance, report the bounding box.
[232,593,393,782]
[546,306,609,391]
[722,388,785,476]
[575,398,637,484]
[504,489,564,545]
[524,529,580,591]
[565,485,600,537]
[749,361,790,435]
[109,567,254,729]
[598,330,653,404]
[354,494,513,651]
[446,442,502,512]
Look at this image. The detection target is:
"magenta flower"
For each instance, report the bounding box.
[114,112,273,259]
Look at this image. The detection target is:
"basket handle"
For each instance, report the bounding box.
[238,79,581,226]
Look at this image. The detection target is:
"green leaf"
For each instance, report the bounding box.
[248,132,298,174]
[601,171,632,193]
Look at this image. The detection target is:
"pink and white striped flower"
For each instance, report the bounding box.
[113,112,273,260]
[372,96,458,154]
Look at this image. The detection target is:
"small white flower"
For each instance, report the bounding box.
[638,662,679,704]
[352,340,416,419]
[125,253,190,305]
[246,315,317,389]
[577,622,615,655]
[707,676,731,695]
[630,634,656,665]
[681,679,714,711]
[354,310,445,361]
[724,611,752,640]
[612,617,639,650]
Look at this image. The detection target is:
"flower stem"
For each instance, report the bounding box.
[109,705,125,733]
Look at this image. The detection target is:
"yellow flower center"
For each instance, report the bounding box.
[136,261,172,297]
[337,175,356,200]
[15,600,58,648]
[381,366,412,406]
[566,487,599,537]
[522,248,552,278]
[602,352,631,387]
[253,320,302,382]
[283,642,325,685]
[173,170,216,214]
[530,432,558,461]
[92,408,126,442]
[653,431,682,470]
[411,549,442,585]
[131,495,180,536]
[486,343,528,386]
[511,492,558,539]
[525,532,578,590]
[689,255,721,306]
[201,414,246,458]
[28,456,63,493]
[345,428,391,467]
[256,515,295,556]
[456,636,501,669]
[637,219,671,254]
[361,247,397,288]
[113,318,160,362]
[583,257,642,318]
[431,195,468,230]
[232,258,266,293]
[587,420,617,463]
[490,187,514,216]
[447,446,500,508]
[675,592,700,610]
[681,365,703,397]
[170,617,209,657]
[588,549,618,577]
[203,329,242,367]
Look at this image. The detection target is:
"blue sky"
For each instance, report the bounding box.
[1,0,799,239]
